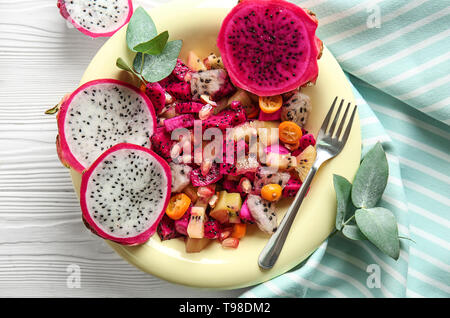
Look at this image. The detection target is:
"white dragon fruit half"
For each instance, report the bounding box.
[57,0,133,38]
[56,79,157,173]
[80,143,171,245]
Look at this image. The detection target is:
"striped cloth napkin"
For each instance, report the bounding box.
[241,0,450,298]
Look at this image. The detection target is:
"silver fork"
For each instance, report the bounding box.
[258,97,358,269]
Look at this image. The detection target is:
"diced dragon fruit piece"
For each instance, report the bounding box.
[164,114,195,132]
[166,81,192,100]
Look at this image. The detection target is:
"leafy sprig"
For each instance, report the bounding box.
[333,142,403,260]
[116,7,182,83]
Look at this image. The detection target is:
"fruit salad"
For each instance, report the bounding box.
[52,0,323,253]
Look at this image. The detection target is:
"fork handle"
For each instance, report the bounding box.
[258,165,318,269]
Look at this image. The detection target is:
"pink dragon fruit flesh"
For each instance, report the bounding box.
[56,79,157,173]
[283,177,302,197]
[239,199,255,224]
[80,143,172,245]
[166,81,192,101]
[163,114,195,132]
[174,208,191,236]
[175,102,205,114]
[204,219,221,239]
[57,0,133,38]
[151,126,174,162]
[157,215,181,241]
[190,164,222,187]
[144,82,166,115]
[217,0,322,96]
[172,59,193,82]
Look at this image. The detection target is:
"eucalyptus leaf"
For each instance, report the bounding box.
[134,31,169,55]
[333,174,354,230]
[352,142,388,209]
[342,224,367,240]
[126,7,157,52]
[355,207,400,260]
[133,40,183,83]
[116,57,144,82]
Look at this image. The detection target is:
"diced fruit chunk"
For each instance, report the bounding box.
[231,223,247,239]
[166,193,191,220]
[187,206,206,238]
[295,145,316,182]
[185,237,210,253]
[222,237,239,249]
[210,191,243,224]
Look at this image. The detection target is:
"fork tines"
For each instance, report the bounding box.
[319,96,357,142]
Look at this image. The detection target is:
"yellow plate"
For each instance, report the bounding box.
[69,0,361,289]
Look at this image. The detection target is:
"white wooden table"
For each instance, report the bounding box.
[0,0,249,297]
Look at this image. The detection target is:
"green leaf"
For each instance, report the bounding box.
[126,7,157,52]
[133,31,169,55]
[355,207,400,260]
[352,142,389,209]
[45,103,60,115]
[133,40,183,83]
[333,174,354,230]
[116,57,134,73]
[116,58,144,83]
[342,224,367,240]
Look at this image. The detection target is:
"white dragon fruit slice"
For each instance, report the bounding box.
[57,79,157,173]
[170,163,192,193]
[281,91,312,128]
[246,194,277,234]
[80,143,171,245]
[57,0,133,38]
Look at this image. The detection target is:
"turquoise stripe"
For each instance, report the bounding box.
[242,0,450,298]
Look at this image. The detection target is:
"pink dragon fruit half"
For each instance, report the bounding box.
[57,79,157,173]
[80,143,171,245]
[57,0,133,38]
[217,0,322,96]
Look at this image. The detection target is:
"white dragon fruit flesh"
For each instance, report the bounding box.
[57,0,133,38]
[246,194,278,234]
[170,163,192,193]
[281,91,312,128]
[56,79,156,173]
[80,143,171,245]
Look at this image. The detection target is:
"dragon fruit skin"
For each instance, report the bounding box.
[57,79,157,173]
[57,0,133,38]
[79,143,172,245]
[217,0,322,96]
[144,82,166,114]
[163,114,195,132]
[283,178,302,197]
[166,82,192,101]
